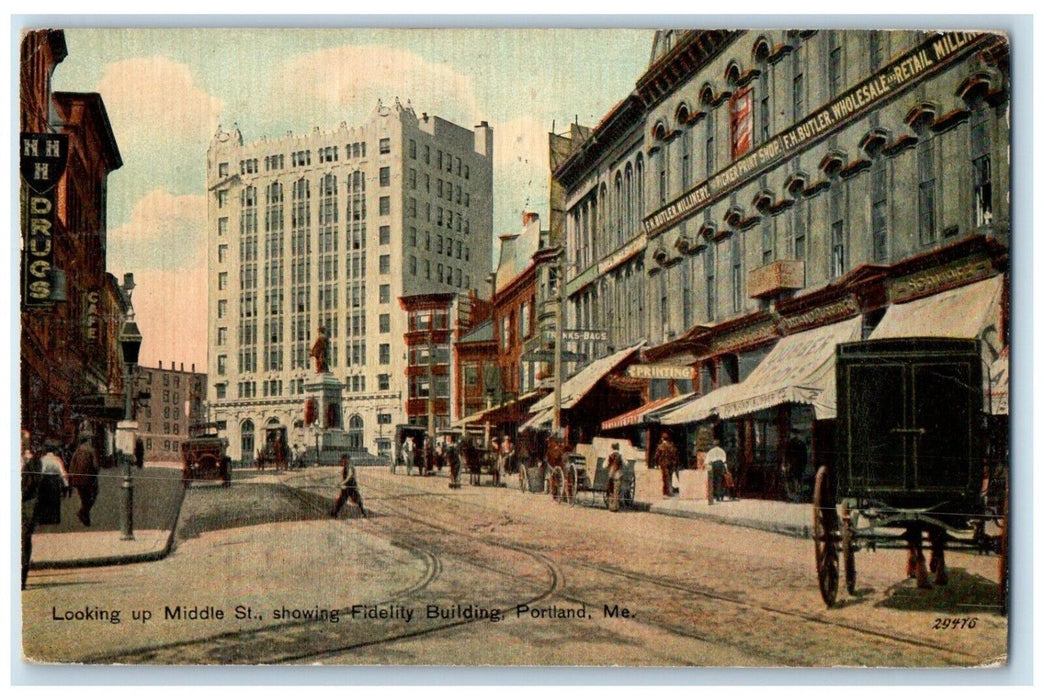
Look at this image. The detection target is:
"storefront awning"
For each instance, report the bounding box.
[451,390,546,430]
[869,275,1003,351]
[600,393,694,431]
[989,351,1009,416]
[530,342,645,414]
[658,383,746,426]
[716,316,864,421]
[520,408,553,432]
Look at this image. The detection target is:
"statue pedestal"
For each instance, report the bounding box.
[304,372,348,465]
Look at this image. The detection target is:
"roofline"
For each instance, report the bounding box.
[53,91,123,171]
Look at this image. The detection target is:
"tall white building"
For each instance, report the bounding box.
[206,100,493,461]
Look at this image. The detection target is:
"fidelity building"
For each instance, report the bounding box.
[206,100,493,460]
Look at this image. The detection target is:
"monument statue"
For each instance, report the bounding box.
[309,326,329,374]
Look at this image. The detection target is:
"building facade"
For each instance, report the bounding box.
[553,29,1010,499]
[205,100,494,460]
[19,29,127,459]
[133,362,207,463]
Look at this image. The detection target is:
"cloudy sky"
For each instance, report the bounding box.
[48,26,654,370]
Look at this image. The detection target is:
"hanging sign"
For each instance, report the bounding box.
[20,132,68,308]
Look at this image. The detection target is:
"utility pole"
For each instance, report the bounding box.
[552,251,564,433]
[427,312,436,440]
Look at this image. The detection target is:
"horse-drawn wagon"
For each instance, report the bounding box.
[549,451,636,511]
[812,338,1008,609]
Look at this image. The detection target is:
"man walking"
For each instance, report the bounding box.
[654,432,680,498]
[606,443,625,512]
[330,454,366,518]
[68,433,99,527]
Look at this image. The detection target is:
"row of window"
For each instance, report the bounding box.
[407,139,470,180]
[406,256,471,289]
[405,169,472,206]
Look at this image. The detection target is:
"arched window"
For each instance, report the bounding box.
[600,183,609,239]
[635,155,644,229]
[348,414,364,450]
[625,163,634,236]
[241,419,255,460]
[614,171,623,246]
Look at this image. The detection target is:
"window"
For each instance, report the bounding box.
[792,68,805,121]
[379,138,391,154]
[706,242,716,321]
[379,343,390,364]
[217,190,228,208]
[761,214,774,264]
[869,31,885,72]
[218,162,229,177]
[792,195,807,261]
[409,139,417,159]
[379,313,390,333]
[730,86,753,159]
[379,166,390,187]
[215,384,226,400]
[379,255,390,274]
[218,244,228,263]
[217,327,228,346]
[378,374,390,391]
[831,183,846,277]
[424,145,430,164]
[871,158,888,262]
[379,284,390,303]
[379,197,390,216]
[218,272,228,290]
[705,112,716,179]
[970,104,993,227]
[217,355,227,375]
[217,299,227,319]
[425,260,431,280]
[828,33,843,97]
[918,138,936,244]
[409,255,417,276]
[680,128,692,191]
[730,235,742,313]
[218,217,228,236]
[379,225,390,245]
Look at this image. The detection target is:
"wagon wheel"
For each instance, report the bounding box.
[840,502,857,596]
[812,466,840,608]
[550,466,566,503]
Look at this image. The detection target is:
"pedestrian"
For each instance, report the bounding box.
[606,442,625,512]
[68,433,99,527]
[330,454,366,518]
[21,431,44,590]
[502,435,517,476]
[783,431,809,502]
[705,439,728,504]
[654,432,680,498]
[445,434,461,488]
[134,436,145,470]
[402,435,415,475]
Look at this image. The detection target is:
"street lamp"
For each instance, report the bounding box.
[117,304,142,541]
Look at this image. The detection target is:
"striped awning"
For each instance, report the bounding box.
[600,393,694,431]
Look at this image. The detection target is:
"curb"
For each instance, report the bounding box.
[30,483,186,570]
[640,500,811,539]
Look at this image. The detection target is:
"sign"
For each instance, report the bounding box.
[84,289,101,342]
[561,329,608,342]
[627,364,695,380]
[747,260,805,299]
[642,32,987,239]
[889,257,993,303]
[20,133,68,308]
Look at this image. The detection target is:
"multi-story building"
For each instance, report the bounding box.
[206,100,493,460]
[133,362,207,462]
[552,29,1010,499]
[19,29,127,459]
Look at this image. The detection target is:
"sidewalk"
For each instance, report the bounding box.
[28,465,813,570]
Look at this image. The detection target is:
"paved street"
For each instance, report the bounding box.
[22,466,1008,667]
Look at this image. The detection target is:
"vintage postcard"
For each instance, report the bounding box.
[16,23,1014,671]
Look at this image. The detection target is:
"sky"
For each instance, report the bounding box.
[46,26,655,370]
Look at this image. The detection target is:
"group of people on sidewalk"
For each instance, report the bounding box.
[21,429,104,590]
[653,432,737,504]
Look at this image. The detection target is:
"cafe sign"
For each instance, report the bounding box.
[20,132,68,308]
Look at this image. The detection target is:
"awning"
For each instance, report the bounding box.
[659,383,746,426]
[989,351,1009,416]
[600,393,694,431]
[451,390,545,429]
[530,342,645,414]
[870,275,1003,352]
[716,316,864,420]
[520,408,553,432]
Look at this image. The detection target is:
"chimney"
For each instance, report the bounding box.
[180,362,184,371]
[191,363,195,372]
[158,360,163,369]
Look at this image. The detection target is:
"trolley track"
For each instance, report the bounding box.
[350,470,998,666]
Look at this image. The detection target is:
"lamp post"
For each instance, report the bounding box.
[117,301,143,541]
